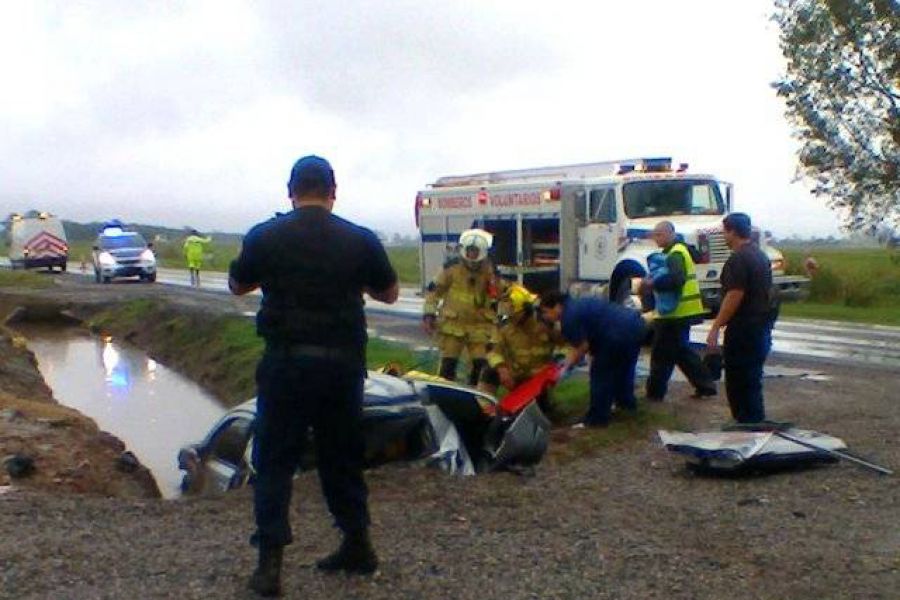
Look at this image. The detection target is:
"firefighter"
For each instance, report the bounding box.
[479,284,565,415]
[422,228,500,385]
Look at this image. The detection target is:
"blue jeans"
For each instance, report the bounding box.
[251,351,368,548]
[723,320,772,423]
[586,341,640,426]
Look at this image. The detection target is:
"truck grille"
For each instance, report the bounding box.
[707,230,731,263]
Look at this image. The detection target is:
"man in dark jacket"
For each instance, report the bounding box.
[539,291,646,427]
[706,213,775,423]
[640,221,716,402]
[229,155,399,596]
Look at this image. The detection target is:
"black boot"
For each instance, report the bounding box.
[248,545,283,597]
[439,357,458,381]
[316,530,378,575]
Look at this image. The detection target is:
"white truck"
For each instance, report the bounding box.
[415,157,806,312]
[7,211,69,271]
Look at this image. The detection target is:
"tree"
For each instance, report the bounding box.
[773,0,900,234]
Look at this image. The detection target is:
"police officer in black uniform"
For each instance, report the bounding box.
[229,155,399,596]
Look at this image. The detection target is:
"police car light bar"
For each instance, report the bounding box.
[642,157,672,172]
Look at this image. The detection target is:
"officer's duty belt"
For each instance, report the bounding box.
[265,342,357,362]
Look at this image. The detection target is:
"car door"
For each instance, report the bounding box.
[577,186,620,281]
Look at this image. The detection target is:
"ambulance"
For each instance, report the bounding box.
[8,211,69,271]
[415,157,805,312]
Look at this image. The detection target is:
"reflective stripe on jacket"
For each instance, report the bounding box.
[423,262,498,338]
[487,313,564,381]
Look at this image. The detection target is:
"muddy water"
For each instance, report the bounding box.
[18,326,226,498]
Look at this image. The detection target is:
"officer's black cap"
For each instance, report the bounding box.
[287,155,336,197]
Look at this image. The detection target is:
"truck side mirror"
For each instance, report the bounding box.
[147,242,154,249]
[92,245,99,251]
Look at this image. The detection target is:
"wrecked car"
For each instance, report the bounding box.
[177,369,551,495]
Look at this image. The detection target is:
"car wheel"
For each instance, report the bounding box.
[61,262,67,272]
[146,273,156,283]
[94,269,101,283]
[102,276,112,284]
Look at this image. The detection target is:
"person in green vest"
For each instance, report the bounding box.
[640,221,716,402]
[183,229,212,287]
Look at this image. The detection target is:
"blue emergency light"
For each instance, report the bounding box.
[642,157,672,172]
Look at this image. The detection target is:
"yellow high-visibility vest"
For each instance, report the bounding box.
[657,243,706,319]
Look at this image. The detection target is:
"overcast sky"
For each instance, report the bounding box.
[1,0,845,238]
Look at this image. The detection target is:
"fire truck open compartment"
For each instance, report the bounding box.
[477,216,561,293]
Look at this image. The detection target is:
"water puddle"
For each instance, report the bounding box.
[17,325,226,498]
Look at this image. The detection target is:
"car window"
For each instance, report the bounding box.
[98,233,147,250]
[209,417,253,466]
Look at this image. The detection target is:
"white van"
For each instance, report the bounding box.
[8,212,69,271]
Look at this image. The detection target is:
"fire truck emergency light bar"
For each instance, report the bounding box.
[433,157,680,188]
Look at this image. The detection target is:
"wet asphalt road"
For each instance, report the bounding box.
[5,261,900,369]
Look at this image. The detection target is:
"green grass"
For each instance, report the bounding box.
[781,247,900,324]
[0,269,56,289]
[386,246,420,285]
[780,302,900,326]
[548,375,682,461]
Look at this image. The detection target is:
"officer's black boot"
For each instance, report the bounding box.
[248,545,283,597]
[316,529,378,575]
[439,357,458,381]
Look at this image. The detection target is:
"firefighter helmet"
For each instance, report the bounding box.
[457,229,493,267]
[506,284,538,315]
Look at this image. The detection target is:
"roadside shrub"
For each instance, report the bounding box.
[843,275,878,307]
[806,265,843,303]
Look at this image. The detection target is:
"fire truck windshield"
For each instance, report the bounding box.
[623,179,724,219]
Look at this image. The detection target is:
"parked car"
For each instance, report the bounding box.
[177,369,550,495]
[92,221,157,283]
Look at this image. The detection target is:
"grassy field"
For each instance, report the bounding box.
[5,236,900,324]
[0,269,56,289]
[781,247,900,325]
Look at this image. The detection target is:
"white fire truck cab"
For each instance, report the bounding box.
[416,157,798,312]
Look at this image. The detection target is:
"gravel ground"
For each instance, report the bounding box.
[1,276,897,598]
[1,357,897,600]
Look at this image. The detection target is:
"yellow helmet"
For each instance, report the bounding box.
[503,284,538,316]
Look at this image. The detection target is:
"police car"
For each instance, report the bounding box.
[91,221,157,283]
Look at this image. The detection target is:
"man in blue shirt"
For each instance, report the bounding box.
[539,291,646,427]
[229,155,398,596]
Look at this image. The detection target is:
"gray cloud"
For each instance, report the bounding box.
[254,1,560,126]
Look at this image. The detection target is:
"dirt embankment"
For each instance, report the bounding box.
[0,325,160,498]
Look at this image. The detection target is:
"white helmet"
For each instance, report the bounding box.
[457,228,493,266]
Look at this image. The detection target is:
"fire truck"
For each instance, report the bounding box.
[415,157,806,311]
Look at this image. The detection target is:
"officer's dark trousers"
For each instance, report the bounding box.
[586,341,640,426]
[646,317,714,399]
[723,319,772,423]
[251,352,369,548]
